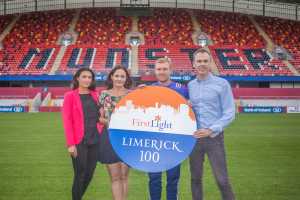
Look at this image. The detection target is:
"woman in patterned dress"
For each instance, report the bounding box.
[98,65,133,200]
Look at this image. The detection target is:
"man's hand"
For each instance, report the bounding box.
[193,129,213,138]
[187,100,193,107]
[137,84,147,89]
[68,145,77,158]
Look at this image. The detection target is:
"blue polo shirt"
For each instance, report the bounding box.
[152,81,189,100]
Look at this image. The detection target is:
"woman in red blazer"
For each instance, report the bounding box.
[62,68,103,200]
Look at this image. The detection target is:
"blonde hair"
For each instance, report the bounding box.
[155,57,172,68]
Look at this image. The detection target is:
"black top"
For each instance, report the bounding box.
[79,94,100,145]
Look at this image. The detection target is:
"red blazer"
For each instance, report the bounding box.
[62,89,103,146]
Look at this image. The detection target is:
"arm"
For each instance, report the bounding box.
[209,81,235,137]
[62,93,75,146]
[98,91,109,126]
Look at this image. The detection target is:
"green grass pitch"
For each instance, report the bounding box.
[0,113,299,200]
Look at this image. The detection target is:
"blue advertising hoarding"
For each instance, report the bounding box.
[240,106,287,113]
[0,106,26,113]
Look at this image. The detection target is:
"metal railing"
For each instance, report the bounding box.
[0,0,299,21]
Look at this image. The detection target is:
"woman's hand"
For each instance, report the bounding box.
[99,117,108,126]
[99,107,108,126]
[68,145,77,158]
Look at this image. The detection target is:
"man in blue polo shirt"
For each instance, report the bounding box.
[148,57,189,200]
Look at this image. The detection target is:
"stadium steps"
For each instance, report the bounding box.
[188,10,219,75]
[0,15,20,43]
[56,9,81,45]
[248,15,274,51]
[41,92,51,106]
[283,60,300,75]
[131,15,139,32]
[29,92,42,112]
[189,10,202,45]
[189,10,201,32]
[49,46,67,75]
[69,9,81,32]
[53,11,95,73]
[126,15,143,75]
[130,45,139,76]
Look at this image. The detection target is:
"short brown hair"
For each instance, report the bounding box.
[192,48,211,63]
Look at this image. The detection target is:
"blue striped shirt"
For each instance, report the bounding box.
[188,73,235,137]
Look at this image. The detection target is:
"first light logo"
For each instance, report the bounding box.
[109,86,197,172]
[132,114,172,131]
[110,100,195,134]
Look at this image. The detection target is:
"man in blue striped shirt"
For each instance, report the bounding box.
[188,48,235,200]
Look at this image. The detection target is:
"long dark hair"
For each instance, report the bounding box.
[105,65,132,90]
[72,68,96,91]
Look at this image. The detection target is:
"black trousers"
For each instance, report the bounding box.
[189,133,235,200]
[71,141,99,200]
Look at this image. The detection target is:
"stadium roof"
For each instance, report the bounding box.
[0,0,299,4]
[268,0,300,4]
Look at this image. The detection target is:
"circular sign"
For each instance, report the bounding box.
[108,86,197,172]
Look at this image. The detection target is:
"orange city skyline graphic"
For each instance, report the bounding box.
[115,86,196,121]
[109,87,197,135]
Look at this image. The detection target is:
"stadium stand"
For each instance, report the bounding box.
[0,45,60,74]
[195,10,265,47]
[138,45,198,73]
[209,45,293,76]
[138,9,194,46]
[0,15,14,35]
[0,8,299,77]
[58,44,130,73]
[75,8,131,45]
[255,16,300,73]
[3,10,74,46]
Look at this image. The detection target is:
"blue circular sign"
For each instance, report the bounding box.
[108,86,197,172]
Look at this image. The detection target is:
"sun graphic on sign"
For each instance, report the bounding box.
[154,115,161,121]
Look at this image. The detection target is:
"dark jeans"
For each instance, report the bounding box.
[71,141,99,200]
[189,133,235,200]
[148,165,181,200]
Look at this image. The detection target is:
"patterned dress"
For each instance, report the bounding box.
[98,91,127,164]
